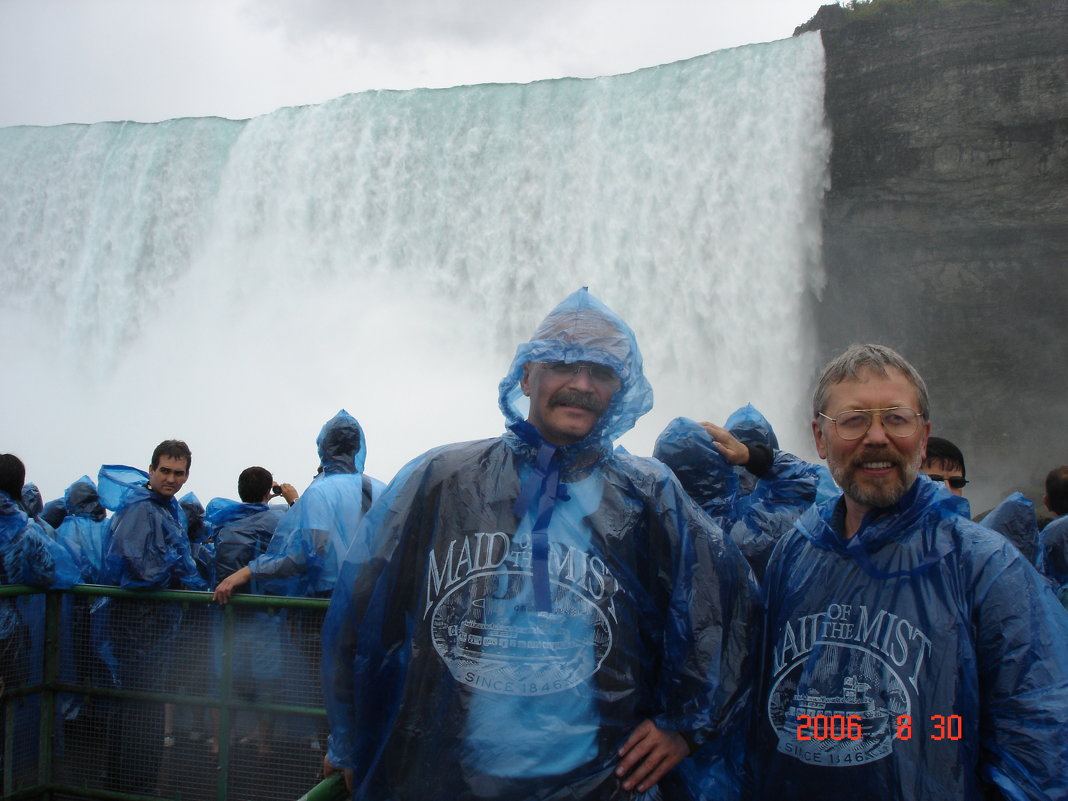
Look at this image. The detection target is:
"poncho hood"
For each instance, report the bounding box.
[317,409,368,475]
[725,403,779,450]
[97,465,154,512]
[179,492,209,543]
[0,490,28,545]
[653,417,737,517]
[21,482,43,516]
[981,491,1039,563]
[498,288,653,457]
[64,476,106,521]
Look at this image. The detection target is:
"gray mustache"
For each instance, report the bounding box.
[550,390,607,414]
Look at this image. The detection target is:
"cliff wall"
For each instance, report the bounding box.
[802,0,1068,510]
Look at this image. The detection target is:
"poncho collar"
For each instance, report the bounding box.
[801,478,958,579]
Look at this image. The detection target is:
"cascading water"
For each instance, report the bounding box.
[0,33,830,501]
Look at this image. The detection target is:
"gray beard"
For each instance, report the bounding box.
[831,454,921,510]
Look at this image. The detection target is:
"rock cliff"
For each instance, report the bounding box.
[800,0,1068,511]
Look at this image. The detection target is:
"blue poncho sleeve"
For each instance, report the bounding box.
[320,455,424,774]
[1,499,81,589]
[249,473,368,596]
[968,532,1068,799]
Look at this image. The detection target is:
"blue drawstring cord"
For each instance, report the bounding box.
[509,422,571,612]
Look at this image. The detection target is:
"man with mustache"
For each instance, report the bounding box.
[321,288,757,800]
[746,344,1068,801]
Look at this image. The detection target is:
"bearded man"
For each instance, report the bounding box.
[746,344,1068,801]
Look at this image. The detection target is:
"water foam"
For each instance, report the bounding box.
[0,34,829,500]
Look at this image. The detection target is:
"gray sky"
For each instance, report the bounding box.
[0,0,832,128]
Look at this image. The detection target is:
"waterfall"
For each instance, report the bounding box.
[0,33,830,501]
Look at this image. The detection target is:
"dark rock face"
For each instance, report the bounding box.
[804,0,1068,511]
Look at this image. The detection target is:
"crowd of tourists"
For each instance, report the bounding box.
[3,288,1068,800]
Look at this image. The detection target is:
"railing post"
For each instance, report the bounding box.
[1,693,12,798]
[215,600,234,801]
[39,591,61,801]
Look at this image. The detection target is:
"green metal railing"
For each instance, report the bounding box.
[0,585,348,801]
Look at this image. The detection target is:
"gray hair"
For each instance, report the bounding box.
[812,344,930,420]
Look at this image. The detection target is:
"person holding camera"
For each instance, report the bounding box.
[204,466,297,754]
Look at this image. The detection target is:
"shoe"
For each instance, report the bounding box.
[163,735,176,748]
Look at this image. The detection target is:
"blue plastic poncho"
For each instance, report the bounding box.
[1040,515,1068,588]
[654,415,826,582]
[179,491,215,587]
[20,482,43,517]
[56,477,115,725]
[0,489,80,769]
[99,465,206,591]
[248,410,383,597]
[206,497,287,595]
[725,403,780,451]
[1,490,80,636]
[323,289,758,800]
[0,490,80,593]
[653,417,740,520]
[56,476,110,585]
[41,497,68,530]
[981,491,1040,566]
[726,404,779,499]
[746,477,1068,800]
[206,497,290,698]
[724,403,840,506]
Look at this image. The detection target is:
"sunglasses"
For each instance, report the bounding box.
[927,474,968,490]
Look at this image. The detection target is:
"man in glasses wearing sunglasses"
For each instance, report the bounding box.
[746,343,1068,801]
[920,436,969,499]
[322,288,757,801]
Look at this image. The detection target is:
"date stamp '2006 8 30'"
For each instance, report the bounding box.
[797,714,964,742]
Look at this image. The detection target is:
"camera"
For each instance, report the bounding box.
[271,484,283,496]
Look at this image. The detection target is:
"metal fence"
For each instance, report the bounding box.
[1,584,347,801]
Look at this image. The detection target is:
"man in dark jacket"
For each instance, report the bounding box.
[322,289,758,800]
[747,344,1068,801]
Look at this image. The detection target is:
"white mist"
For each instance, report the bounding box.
[0,34,829,502]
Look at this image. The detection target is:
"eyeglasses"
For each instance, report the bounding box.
[818,407,922,441]
[926,474,969,490]
[540,361,620,387]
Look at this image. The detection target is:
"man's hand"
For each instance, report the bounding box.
[322,755,353,792]
[212,566,252,605]
[699,422,750,466]
[277,482,299,505]
[616,719,690,793]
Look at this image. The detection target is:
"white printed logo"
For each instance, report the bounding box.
[425,533,617,697]
[766,603,931,767]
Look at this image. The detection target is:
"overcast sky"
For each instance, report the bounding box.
[0,0,833,128]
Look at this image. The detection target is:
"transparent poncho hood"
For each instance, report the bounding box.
[497,288,653,454]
